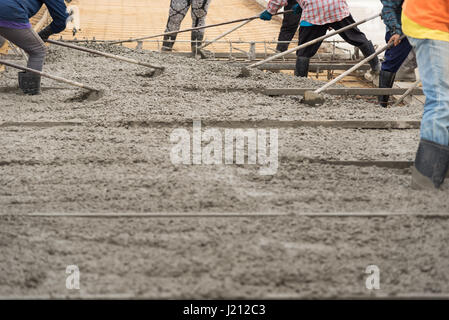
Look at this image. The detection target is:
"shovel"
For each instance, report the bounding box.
[46,39,165,76]
[0,58,102,100]
[303,35,406,106]
[238,13,381,77]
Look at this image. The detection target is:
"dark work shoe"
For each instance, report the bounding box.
[191,31,211,59]
[378,70,396,108]
[162,35,176,52]
[18,71,41,95]
[412,139,449,190]
[295,56,310,77]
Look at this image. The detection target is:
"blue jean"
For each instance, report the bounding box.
[408,37,449,146]
[381,32,413,73]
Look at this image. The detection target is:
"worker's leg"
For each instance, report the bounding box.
[276,0,301,52]
[378,32,413,107]
[191,0,211,55]
[408,37,449,189]
[0,26,46,71]
[382,33,413,73]
[332,15,380,72]
[0,27,45,94]
[295,25,327,77]
[163,0,191,51]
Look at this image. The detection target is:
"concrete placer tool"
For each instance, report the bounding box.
[392,79,421,107]
[303,35,407,106]
[238,13,381,77]
[108,11,293,45]
[0,58,103,100]
[46,39,165,76]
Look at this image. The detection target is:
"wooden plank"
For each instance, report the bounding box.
[2,211,448,218]
[265,88,425,96]
[20,212,290,218]
[0,120,421,129]
[170,51,347,60]
[256,63,371,71]
[282,157,414,169]
[0,121,83,128]
[2,292,449,299]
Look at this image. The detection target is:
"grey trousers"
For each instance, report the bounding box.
[0,27,46,71]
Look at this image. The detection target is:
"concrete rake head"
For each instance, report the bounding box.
[237,66,251,78]
[303,91,326,106]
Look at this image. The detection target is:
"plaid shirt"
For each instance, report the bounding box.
[267,0,351,25]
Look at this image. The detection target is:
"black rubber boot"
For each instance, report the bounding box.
[18,71,41,95]
[162,34,176,52]
[191,31,210,59]
[378,70,396,108]
[412,139,449,190]
[295,56,310,77]
[359,41,380,72]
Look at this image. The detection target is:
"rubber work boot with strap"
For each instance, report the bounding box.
[18,71,41,95]
[378,70,396,108]
[295,56,310,77]
[411,139,449,190]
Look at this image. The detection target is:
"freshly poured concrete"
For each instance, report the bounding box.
[0,44,447,298]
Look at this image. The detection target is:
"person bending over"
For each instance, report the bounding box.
[0,0,68,95]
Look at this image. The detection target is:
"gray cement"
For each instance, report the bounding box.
[0,44,447,299]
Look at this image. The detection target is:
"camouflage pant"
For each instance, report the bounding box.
[163,0,212,51]
[165,0,211,34]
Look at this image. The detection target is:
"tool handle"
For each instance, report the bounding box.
[109,10,293,45]
[315,35,406,94]
[0,58,99,92]
[392,79,421,107]
[248,13,381,69]
[199,19,252,50]
[47,39,165,70]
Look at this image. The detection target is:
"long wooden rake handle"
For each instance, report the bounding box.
[108,10,293,45]
[248,13,381,69]
[314,35,406,94]
[199,19,252,50]
[0,58,100,92]
[47,39,165,70]
[392,79,421,107]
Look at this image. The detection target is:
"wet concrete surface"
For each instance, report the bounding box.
[0,44,447,298]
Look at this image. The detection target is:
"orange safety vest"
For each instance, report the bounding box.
[402,0,449,42]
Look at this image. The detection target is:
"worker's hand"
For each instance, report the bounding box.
[388,33,402,46]
[292,3,302,15]
[260,10,273,21]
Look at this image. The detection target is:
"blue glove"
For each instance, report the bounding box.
[260,10,272,21]
[292,3,302,15]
